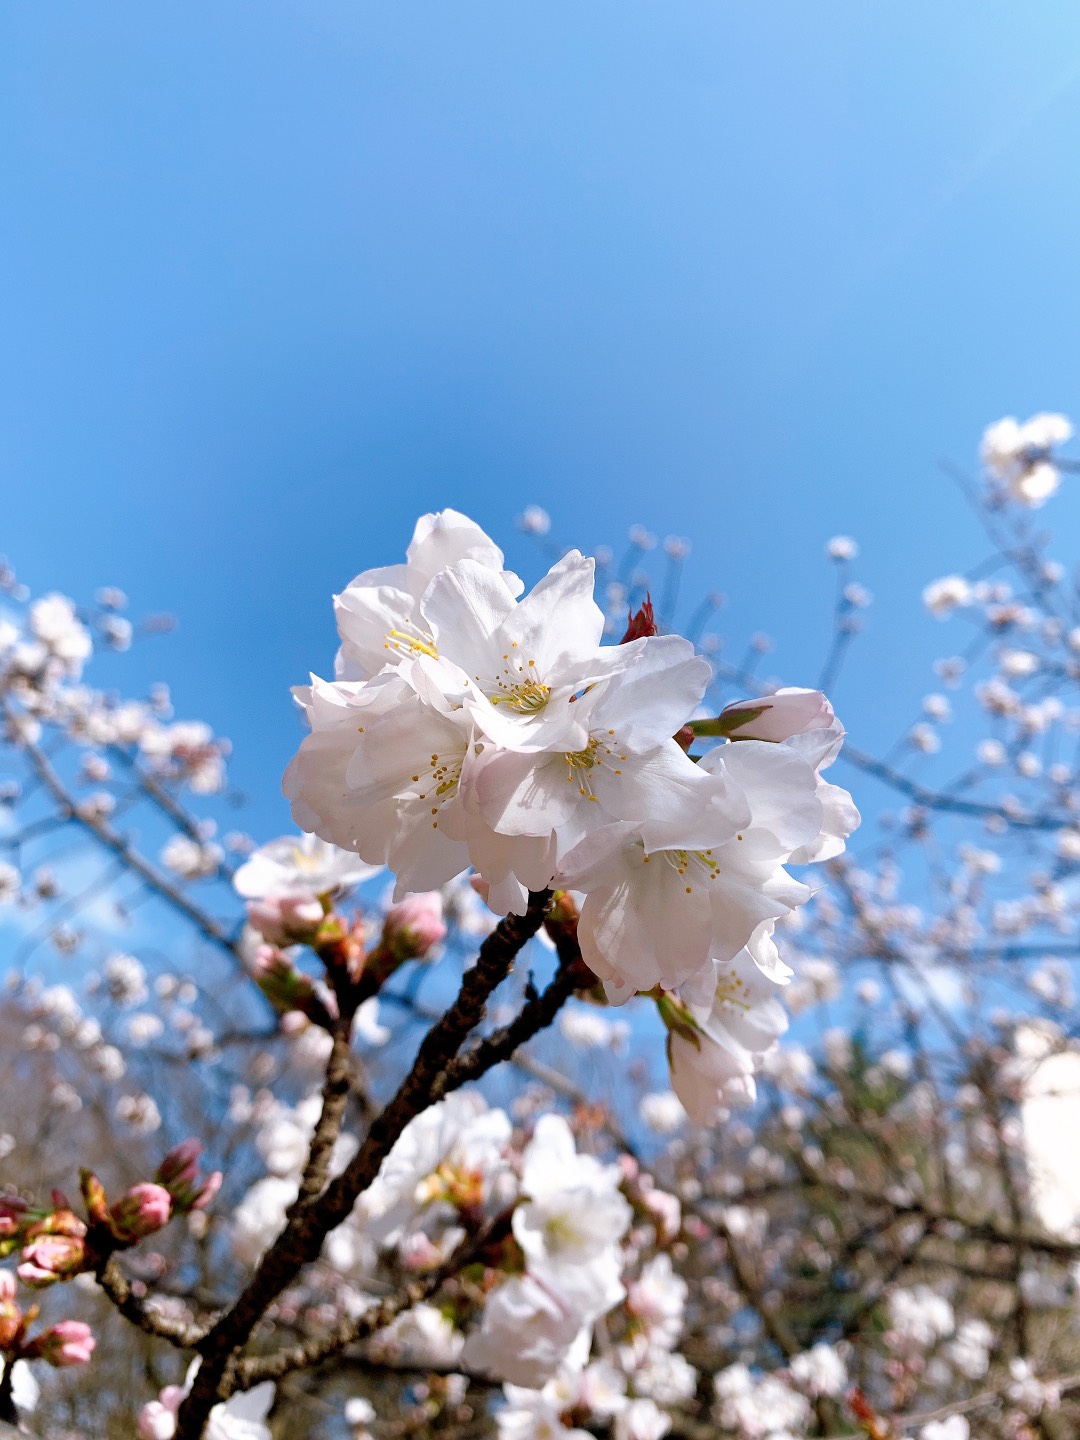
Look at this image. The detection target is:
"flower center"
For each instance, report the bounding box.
[651,848,722,894]
[562,732,627,801]
[714,967,751,1012]
[384,626,438,660]
[408,750,464,829]
[489,677,551,713]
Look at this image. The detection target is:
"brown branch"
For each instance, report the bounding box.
[286,1018,357,1216]
[96,1255,207,1348]
[175,890,552,1439]
[430,952,580,1103]
[233,1212,507,1388]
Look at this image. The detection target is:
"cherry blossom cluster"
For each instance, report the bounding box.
[6,409,1080,1437]
[284,510,858,1115]
[980,411,1074,507]
[228,1077,696,1409]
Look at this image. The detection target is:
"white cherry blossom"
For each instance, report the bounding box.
[233,832,379,901]
[463,1273,586,1388]
[335,508,523,681]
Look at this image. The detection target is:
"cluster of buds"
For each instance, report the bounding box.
[153,1139,222,1215]
[0,1271,94,1369]
[10,1197,90,1289]
[315,894,447,1006]
[235,834,449,1026]
[4,1140,220,1291]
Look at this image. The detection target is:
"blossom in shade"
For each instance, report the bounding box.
[358,1090,511,1248]
[462,1273,585,1389]
[512,1114,631,1319]
[664,928,790,1121]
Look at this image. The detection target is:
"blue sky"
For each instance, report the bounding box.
[4,2,1080,844]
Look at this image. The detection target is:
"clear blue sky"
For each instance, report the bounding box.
[4,2,1080,842]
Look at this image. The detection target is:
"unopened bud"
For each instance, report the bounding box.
[34,1319,96,1367]
[25,1208,85,1241]
[250,945,318,1012]
[109,1183,172,1243]
[0,1271,21,1347]
[188,1170,223,1212]
[79,1169,110,1228]
[399,1231,444,1272]
[379,893,447,962]
[155,1140,202,1193]
[18,1234,88,1287]
[156,1140,221,1213]
[0,1195,29,1241]
[138,1398,182,1439]
[717,687,834,743]
[245,893,324,946]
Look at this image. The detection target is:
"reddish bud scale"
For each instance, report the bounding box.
[25,1209,86,1241]
[79,1170,110,1228]
[0,1297,22,1349]
[314,917,366,985]
[620,595,658,643]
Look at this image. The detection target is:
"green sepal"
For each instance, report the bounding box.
[690,703,772,739]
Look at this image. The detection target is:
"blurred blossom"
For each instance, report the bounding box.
[518,505,552,536]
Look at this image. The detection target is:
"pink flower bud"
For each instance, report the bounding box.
[189,1170,223,1212]
[0,1195,29,1239]
[642,1186,681,1243]
[250,944,317,1012]
[37,1319,95,1366]
[157,1140,221,1214]
[720,687,834,743]
[109,1183,172,1242]
[18,1234,88,1287]
[0,1273,21,1347]
[156,1139,202,1192]
[246,892,324,945]
[380,892,447,962]
[399,1231,443,1272]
